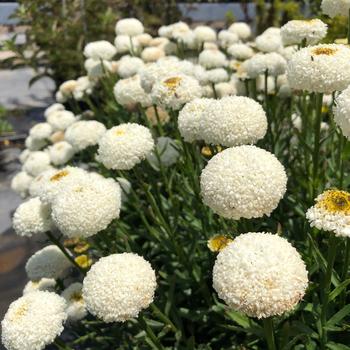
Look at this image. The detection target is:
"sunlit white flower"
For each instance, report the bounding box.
[218,30,239,48]
[228,22,251,40]
[204,68,229,84]
[214,82,237,98]
[28,168,57,199]
[19,149,31,164]
[44,103,65,119]
[255,33,282,53]
[245,52,287,78]
[25,136,47,151]
[213,232,308,318]
[84,58,113,78]
[29,123,53,141]
[141,46,165,62]
[72,76,94,100]
[61,283,87,322]
[200,145,287,219]
[59,80,78,98]
[115,18,144,36]
[23,151,51,177]
[1,291,67,350]
[135,33,152,46]
[114,35,141,54]
[321,0,350,17]
[48,141,75,166]
[83,40,117,60]
[199,49,228,69]
[47,110,76,131]
[23,278,56,295]
[227,43,254,60]
[117,55,144,78]
[194,25,217,43]
[11,171,33,198]
[83,253,156,322]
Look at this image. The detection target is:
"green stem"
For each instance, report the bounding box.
[347,8,350,44]
[211,82,218,99]
[45,231,86,275]
[54,338,72,350]
[263,317,276,350]
[340,239,350,307]
[138,314,165,350]
[320,235,338,349]
[312,92,323,199]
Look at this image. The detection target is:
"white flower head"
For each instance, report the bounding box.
[48,141,75,166]
[306,189,350,237]
[29,123,53,141]
[321,0,350,17]
[255,33,282,53]
[84,58,113,78]
[11,171,33,198]
[287,44,350,93]
[215,82,237,98]
[244,52,287,78]
[199,49,228,69]
[44,103,65,119]
[194,25,217,43]
[135,33,152,46]
[151,74,202,111]
[83,40,117,60]
[59,80,77,98]
[200,145,287,219]
[141,46,166,62]
[118,55,145,78]
[61,283,87,322]
[281,19,328,46]
[333,85,350,139]
[28,168,58,199]
[83,253,156,322]
[23,278,56,295]
[23,151,51,177]
[13,197,52,237]
[115,18,144,36]
[47,110,76,131]
[204,68,229,84]
[114,35,141,54]
[97,123,154,170]
[26,245,72,281]
[228,22,251,40]
[218,30,239,48]
[65,120,106,151]
[1,291,67,350]
[25,136,47,151]
[213,232,308,318]
[227,43,254,60]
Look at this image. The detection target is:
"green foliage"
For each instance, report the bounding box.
[0,105,13,135]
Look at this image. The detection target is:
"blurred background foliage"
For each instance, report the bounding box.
[1,0,349,86]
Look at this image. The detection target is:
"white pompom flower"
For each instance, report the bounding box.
[28,168,58,199]
[65,120,106,151]
[83,253,157,322]
[200,145,287,219]
[29,123,53,141]
[83,40,117,60]
[199,49,228,69]
[115,18,144,36]
[281,19,328,46]
[287,44,350,93]
[213,232,308,318]
[194,25,217,43]
[118,55,145,78]
[11,171,33,198]
[1,291,67,350]
[44,103,65,119]
[227,43,254,60]
[23,151,51,177]
[218,30,239,48]
[61,283,87,322]
[214,82,237,98]
[306,189,350,237]
[25,245,72,281]
[51,175,121,238]
[48,141,75,166]
[141,46,166,62]
[333,85,350,139]
[114,35,141,54]
[199,96,267,146]
[204,68,229,84]
[151,74,202,111]
[97,123,154,170]
[244,52,287,78]
[13,197,52,237]
[47,110,76,131]
[255,33,282,53]
[228,22,251,40]
[25,136,47,151]
[321,0,350,18]
[23,278,56,295]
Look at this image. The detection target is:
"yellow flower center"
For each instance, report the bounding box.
[312,47,337,56]
[71,292,83,303]
[50,170,69,182]
[74,242,90,254]
[75,255,92,269]
[316,190,350,215]
[115,129,125,136]
[207,235,233,252]
[163,77,182,91]
[12,302,28,321]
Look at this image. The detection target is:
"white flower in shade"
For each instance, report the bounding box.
[201,84,216,98]
[28,168,57,199]
[256,74,276,94]
[51,175,121,238]
[44,103,65,119]
[72,76,94,100]
[218,30,239,48]
[1,291,67,350]
[13,197,52,237]
[48,141,75,166]
[38,167,88,205]
[23,151,51,177]
[159,22,189,38]
[199,49,228,69]
[55,91,66,103]
[245,52,287,78]
[115,18,144,36]
[47,110,76,131]
[84,58,113,78]
[141,46,165,62]
[287,44,350,93]
[11,171,33,198]
[194,25,217,43]
[65,120,106,151]
[145,106,170,126]
[178,98,213,142]
[227,43,254,60]
[61,283,87,322]
[173,28,197,49]
[255,33,282,53]
[97,123,154,170]
[82,253,156,322]
[200,145,287,219]
[228,22,251,40]
[26,245,72,281]
[23,278,56,295]
[151,74,202,110]
[25,136,47,151]
[321,0,350,17]
[281,19,328,46]
[200,96,267,146]
[113,75,152,108]
[334,85,350,139]
[213,232,308,318]
[135,33,152,46]
[118,55,144,78]
[19,149,31,164]
[306,189,350,237]
[114,35,141,54]
[59,80,77,98]
[204,68,229,84]
[83,40,117,60]
[215,82,237,98]
[279,45,298,60]
[29,123,52,141]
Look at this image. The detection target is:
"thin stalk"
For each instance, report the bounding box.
[45,231,86,275]
[54,338,72,350]
[312,92,323,199]
[211,83,218,99]
[320,235,338,349]
[263,317,276,350]
[340,239,350,307]
[348,8,350,44]
[338,133,345,187]
[138,314,165,350]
